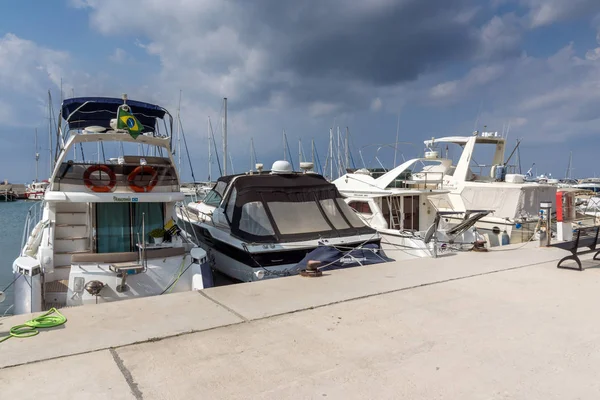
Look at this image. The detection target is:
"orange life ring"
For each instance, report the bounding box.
[127,166,159,193]
[83,165,117,193]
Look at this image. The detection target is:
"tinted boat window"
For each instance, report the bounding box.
[320,199,350,229]
[268,201,331,234]
[203,190,222,207]
[239,201,275,236]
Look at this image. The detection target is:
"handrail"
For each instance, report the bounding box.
[20,201,45,254]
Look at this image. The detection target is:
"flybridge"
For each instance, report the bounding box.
[424,131,506,148]
[60,96,171,134]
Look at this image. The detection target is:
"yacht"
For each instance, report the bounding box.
[177,161,385,282]
[423,132,556,246]
[573,178,600,193]
[333,156,485,259]
[25,180,49,200]
[12,95,212,315]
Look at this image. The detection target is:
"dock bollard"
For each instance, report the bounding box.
[300,260,323,277]
[539,201,553,247]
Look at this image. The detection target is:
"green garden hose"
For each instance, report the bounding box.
[0,308,67,343]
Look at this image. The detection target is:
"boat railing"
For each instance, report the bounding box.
[20,200,45,252]
[470,164,519,179]
[406,171,445,189]
[52,160,180,192]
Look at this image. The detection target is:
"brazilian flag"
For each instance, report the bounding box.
[117,105,143,139]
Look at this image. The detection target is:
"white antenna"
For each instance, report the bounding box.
[473,100,483,132]
[298,137,302,166]
[311,138,315,165]
[223,98,227,176]
[283,129,287,161]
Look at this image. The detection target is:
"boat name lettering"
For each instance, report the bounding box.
[113,196,139,202]
[340,256,366,264]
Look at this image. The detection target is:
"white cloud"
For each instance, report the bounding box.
[427,64,505,103]
[109,48,129,63]
[520,0,600,27]
[308,102,341,118]
[477,13,523,60]
[0,33,69,95]
[425,41,600,142]
[585,29,600,60]
[429,81,459,100]
[370,98,383,112]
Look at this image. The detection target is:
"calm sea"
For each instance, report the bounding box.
[0,200,32,315]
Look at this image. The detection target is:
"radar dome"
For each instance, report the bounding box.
[271,160,293,174]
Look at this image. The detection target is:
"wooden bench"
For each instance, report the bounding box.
[551,226,600,271]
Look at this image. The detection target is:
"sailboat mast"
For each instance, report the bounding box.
[329,128,333,179]
[345,127,349,171]
[250,138,255,170]
[223,98,227,176]
[34,128,39,182]
[48,90,53,175]
[393,113,400,167]
[565,151,573,179]
[177,90,182,177]
[207,116,212,182]
[337,126,342,177]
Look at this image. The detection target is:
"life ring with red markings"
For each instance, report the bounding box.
[83,165,117,193]
[127,166,159,193]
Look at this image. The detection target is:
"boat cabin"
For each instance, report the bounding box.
[207,170,376,243]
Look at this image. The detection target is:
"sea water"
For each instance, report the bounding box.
[0,200,32,315]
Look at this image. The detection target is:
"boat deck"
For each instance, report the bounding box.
[2,241,600,399]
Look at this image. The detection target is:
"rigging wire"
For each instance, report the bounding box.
[179,116,197,182]
[209,118,223,176]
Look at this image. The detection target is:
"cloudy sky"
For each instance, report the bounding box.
[2,0,600,182]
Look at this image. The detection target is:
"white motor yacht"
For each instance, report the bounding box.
[12,95,212,315]
[25,180,49,200]
[333,157,485,259]
[177,161,385,282]
[424,132,556,246]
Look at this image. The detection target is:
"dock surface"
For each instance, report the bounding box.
[2,243,599,399]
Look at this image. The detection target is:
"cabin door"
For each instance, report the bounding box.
[96,203,132,253]
[402,195,420,231]
[95,202,165,253]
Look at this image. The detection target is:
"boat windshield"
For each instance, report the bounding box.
[203,181,228,207]
[218,172,376,242]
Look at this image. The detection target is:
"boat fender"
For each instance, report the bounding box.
[501,229,510,246]
[127,166,159,193]
[83,165,117,193]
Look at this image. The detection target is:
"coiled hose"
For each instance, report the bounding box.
[0,308,67,344]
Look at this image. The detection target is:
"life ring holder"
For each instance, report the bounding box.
[83,165,117,193]
[128,166,159,193]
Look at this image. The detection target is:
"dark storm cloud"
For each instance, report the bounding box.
[227,0,484,109]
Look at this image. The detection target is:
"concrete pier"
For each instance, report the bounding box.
[2,243,600,399]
